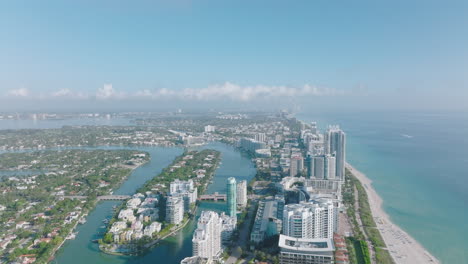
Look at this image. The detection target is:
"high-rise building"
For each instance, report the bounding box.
[192,211,223,260]
[307,134,325,155]
[278,235,334,264]
[310,122,318,134]
[204,125,216,133]
[166,195,184,225]
[282,199,336,239]
[290,153,304,177]
[307,154,336,180]
[236,180,247,208]
[220,212,237,245]
[170,179,194,194]
[170,179,198,212]
[255,133,267,143]
[238,138,266,153]
[226,177,237,218]
[325,126,346,180]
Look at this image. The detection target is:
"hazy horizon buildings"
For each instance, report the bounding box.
[290,153,304,177]
[238,138,266,153]
[255,133,267,143]
[204,125,216,133]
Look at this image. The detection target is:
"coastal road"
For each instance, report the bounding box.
[225,201,257,264]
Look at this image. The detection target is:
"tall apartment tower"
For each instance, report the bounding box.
[192,211,223,260]
[255,133,267,143]
[166,195,184,225]
[282,199,336,239]
[236,180,248,208]
[307,154,336,179]
[325,126,346,180]
[227,177,237,218]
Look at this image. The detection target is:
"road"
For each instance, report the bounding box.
[225,201,257,264]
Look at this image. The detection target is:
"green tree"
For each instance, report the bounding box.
[103,233,113,244]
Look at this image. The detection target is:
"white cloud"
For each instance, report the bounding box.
[51,88,89,99]
[7,88,30,97]
[52,88,72,97]
[96,84,126,99]
[133,82,344,101]
[2,82,349,101]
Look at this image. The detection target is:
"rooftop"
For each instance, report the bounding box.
[278,235,334,252]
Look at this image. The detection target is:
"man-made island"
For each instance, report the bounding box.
[99,149,222,255]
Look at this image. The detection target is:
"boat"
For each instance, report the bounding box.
[66,232,78,240]
[78,217,87,224]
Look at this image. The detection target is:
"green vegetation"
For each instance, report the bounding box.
[100,149,221,254]
[0,126,178,150]
[137,149,220,195]
[0,149,147,263]
[346,237,371,264]
[344,168,395,264]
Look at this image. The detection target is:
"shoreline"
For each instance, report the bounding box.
[99,149,221,256]
[346,163,439,264]
[49,158,149,262]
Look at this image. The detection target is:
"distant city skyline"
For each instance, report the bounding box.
[1,0,468,111]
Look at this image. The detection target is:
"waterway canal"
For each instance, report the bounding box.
[51,142,255,264]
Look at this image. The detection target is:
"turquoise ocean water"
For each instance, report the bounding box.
[298,110,468,264]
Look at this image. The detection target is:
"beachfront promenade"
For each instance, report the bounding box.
[62,195,131,201]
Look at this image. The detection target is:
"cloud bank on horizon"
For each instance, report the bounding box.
[3,82,350,102]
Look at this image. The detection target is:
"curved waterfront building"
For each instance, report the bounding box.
[226,177,237,218]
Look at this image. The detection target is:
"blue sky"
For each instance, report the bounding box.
[1,0,467,111]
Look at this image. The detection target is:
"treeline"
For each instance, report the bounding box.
[343,169,394,264]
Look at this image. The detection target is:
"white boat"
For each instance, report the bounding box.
[66,232,78,240]
[78,217,87,224]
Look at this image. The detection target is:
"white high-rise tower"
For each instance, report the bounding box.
[282,198,336,239]
[192,211,223,260]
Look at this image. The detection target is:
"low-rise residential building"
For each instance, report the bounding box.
[118,209,136,223]
[144,222,162,237]
[109,221,127,234]
[126,198,142,209]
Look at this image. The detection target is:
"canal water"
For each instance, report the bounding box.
[50,142,255,264]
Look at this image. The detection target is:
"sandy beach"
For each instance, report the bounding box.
[346,163,440,264]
